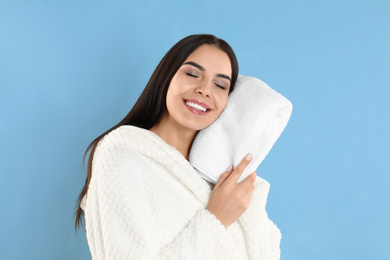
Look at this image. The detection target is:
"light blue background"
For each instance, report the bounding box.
[1,0,389,259]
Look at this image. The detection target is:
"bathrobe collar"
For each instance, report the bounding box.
[118,125,213,206]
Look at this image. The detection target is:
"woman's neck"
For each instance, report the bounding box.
[149,115,198,161]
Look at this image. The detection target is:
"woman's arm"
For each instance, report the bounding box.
[238,176,282,260]
[83,143,242,260]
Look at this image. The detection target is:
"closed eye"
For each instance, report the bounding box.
[185,73,198,78]
[215,83,226,90]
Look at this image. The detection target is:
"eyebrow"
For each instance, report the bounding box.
[183,61,231,82]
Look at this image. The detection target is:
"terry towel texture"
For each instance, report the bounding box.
[189,75,293,184]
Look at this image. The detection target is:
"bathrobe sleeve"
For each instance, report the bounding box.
[238,176,282,259]
[83,142,241,260]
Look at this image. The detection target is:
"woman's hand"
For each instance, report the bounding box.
[206,153,257,229]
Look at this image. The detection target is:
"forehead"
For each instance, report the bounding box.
[183,44,232,76]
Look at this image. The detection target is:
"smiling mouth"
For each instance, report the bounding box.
[182,99,212,115]
[184,100,210,111]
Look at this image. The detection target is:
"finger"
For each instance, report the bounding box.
[214,165,234,190]
[225,153,253,186]
[238,171,257,190]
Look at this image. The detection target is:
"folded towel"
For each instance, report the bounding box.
[189,75,293,184]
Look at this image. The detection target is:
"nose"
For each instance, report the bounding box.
[195,81,211,97]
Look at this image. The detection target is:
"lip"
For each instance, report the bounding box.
[183,99,211,110]
[183,99,211,116]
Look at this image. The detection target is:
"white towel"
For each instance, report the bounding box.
[189,75,293,184]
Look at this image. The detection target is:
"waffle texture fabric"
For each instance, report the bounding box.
[80,125,281,260]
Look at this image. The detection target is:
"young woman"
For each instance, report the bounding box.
[74,34,281,259]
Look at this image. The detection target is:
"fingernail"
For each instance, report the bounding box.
[226,165,233,172]
[246,153,252,161]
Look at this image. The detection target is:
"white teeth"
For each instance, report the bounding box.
[186,101,207,112]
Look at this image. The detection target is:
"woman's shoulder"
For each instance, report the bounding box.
[93,124,170,163]
[93,124,188,174]
[95,125,151,151]
[93,125,147,161]
[92,126,154,174]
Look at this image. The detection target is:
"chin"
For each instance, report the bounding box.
[182,122,210,132]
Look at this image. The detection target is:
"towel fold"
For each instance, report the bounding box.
[189,75,293,184]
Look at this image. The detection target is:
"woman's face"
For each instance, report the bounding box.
[165,44,232,131]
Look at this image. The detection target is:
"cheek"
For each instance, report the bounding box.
[166,79,188,109]
[168,75,192,96]
[218,96,229,111]
[166,79,181,102]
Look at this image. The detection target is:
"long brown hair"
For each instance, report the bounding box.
[74,34,239,232]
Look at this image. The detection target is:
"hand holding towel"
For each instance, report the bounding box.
[189,75,293,184]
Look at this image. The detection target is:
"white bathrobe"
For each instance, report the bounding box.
[80,125,281,259]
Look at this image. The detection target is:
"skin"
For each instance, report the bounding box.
[150,44,257,229]
[149,44,231,160]
[208,155,257,228]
